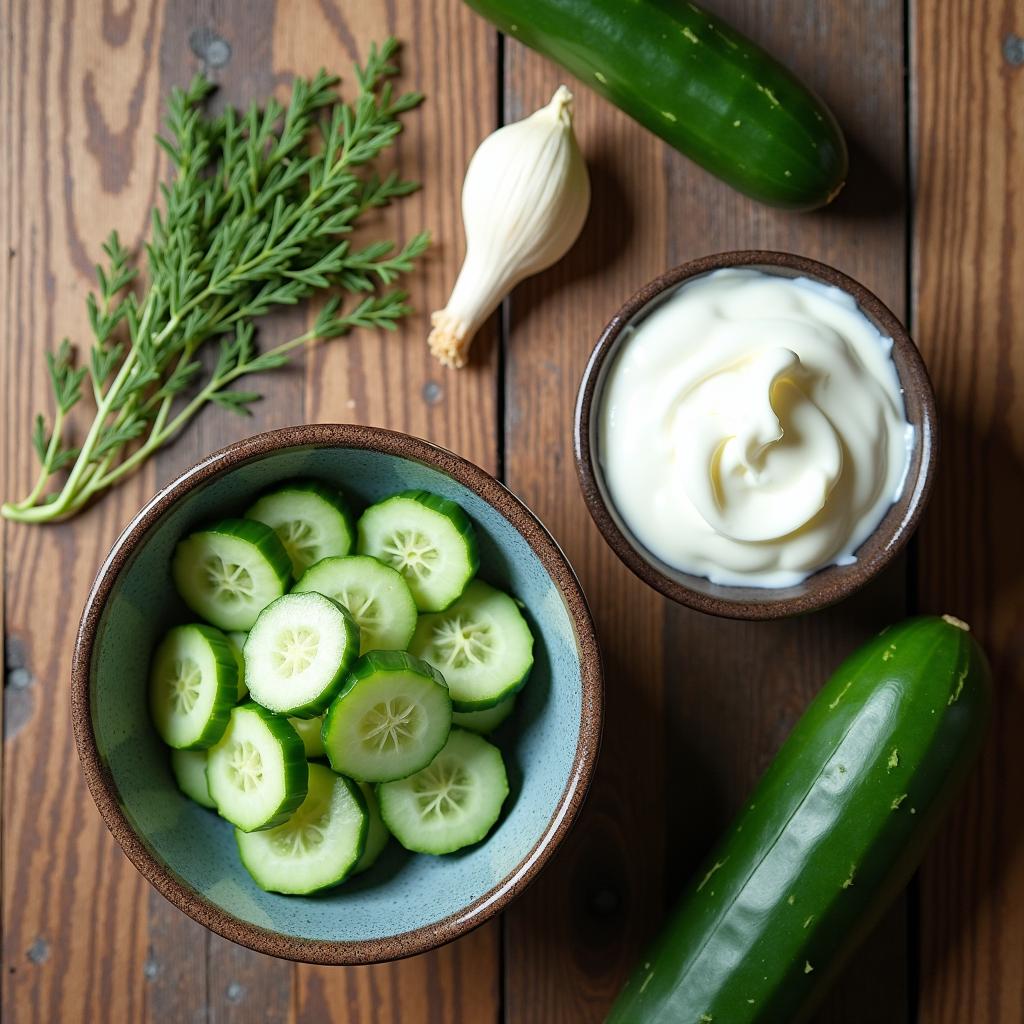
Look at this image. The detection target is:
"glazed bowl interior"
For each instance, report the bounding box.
[575,251,937,620]
[75,426,600,963]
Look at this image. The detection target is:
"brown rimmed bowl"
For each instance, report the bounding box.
[574,251,937,620]
[72,423,603,964]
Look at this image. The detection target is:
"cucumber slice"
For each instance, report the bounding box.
[352,781,390,875]
[293,555,418,654]
[172,519,291,631]
[452,694,517,735]
[322,651,452,783]
[378,728,509,855]
[289,714,326,759]
[244,592,359,717]
[170,748,216,809]
[246,479,355,579]
[206,704,308,832]
[357,491,479,612]
[227,632,249,702]
[149,624,238,749]
[236,763,368,894]
[408,580,534,711]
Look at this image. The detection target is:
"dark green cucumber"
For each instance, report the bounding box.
[609,615,991,1024]
[464,0,847,210]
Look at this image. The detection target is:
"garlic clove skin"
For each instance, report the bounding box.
[429,86,590,368]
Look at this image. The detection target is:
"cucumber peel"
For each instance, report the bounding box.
[609,616,991,1023]
[464,0,847,210]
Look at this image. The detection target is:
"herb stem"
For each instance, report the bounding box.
[92,325,319,495]
[49,346,138,511]
[3,41,424,525]
[11,407,66,511]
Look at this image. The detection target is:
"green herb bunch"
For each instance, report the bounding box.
[3,38,427,524]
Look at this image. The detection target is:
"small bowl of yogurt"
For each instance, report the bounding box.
[574,251,937,619]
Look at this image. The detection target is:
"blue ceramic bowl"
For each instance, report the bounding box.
[72,424,602,964]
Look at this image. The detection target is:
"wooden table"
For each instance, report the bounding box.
[2,1,1021,1020]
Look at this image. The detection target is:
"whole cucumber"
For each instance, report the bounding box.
[608,615,991,1024]
[464,0,848,210]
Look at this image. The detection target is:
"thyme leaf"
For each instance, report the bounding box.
[3,38,425,523]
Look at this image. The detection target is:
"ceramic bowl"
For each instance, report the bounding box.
[72,424,602,964]
[574,251,937,620]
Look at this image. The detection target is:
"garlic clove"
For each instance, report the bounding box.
[429,86,590,369]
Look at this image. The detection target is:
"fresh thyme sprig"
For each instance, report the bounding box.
[3,38,427,524]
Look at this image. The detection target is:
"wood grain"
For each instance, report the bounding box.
[3,1,160,1019]
[499,44,674,1024]
[500,1,912,1020]
[912,2,1024,1021]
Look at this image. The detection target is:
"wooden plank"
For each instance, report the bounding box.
[2,1,162,1020]
[295,930,501,1024]
[280,2,503,1021]
[281,0,502,459]
[2,1,502,1021]
[143,3,298,1020]
[500,1,911,1020]
[912,2,1024,1021]
[499,46,673,1023]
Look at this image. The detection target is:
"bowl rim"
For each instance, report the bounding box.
[72,422,604,965]
[574,250,938,620]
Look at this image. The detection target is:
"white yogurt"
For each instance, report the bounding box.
[598,268,914,588]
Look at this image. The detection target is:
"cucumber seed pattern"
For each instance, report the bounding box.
[431,615,494,669]
[168,658,202,713]
[204,555,255,603]
[276,519,320,571]
[330,587,380,631]
[271,801,331,855]
[381,529,439,579]
[272,626,320,676]
[228,740,264,792]
[361,699,423,751]
[412,757,471,818]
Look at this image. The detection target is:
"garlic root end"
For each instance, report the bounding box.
[428,309,473,369]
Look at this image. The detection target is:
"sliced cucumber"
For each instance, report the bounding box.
[236,763,367,894]
[289,714,326,759]
[244,592,360,717]
[357,491,479,612]
[452,694,517,735]
[149,624,238,749]
[246,479,355,579]
[378,728,509,855]
[172,519,291,631]
[322,651,452,783]
[352,781,390,875]
[227,631,249,701]
[206,703,308,832]
[293,555,418,654]
[408,580,534,711]
[170,748,216,809]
